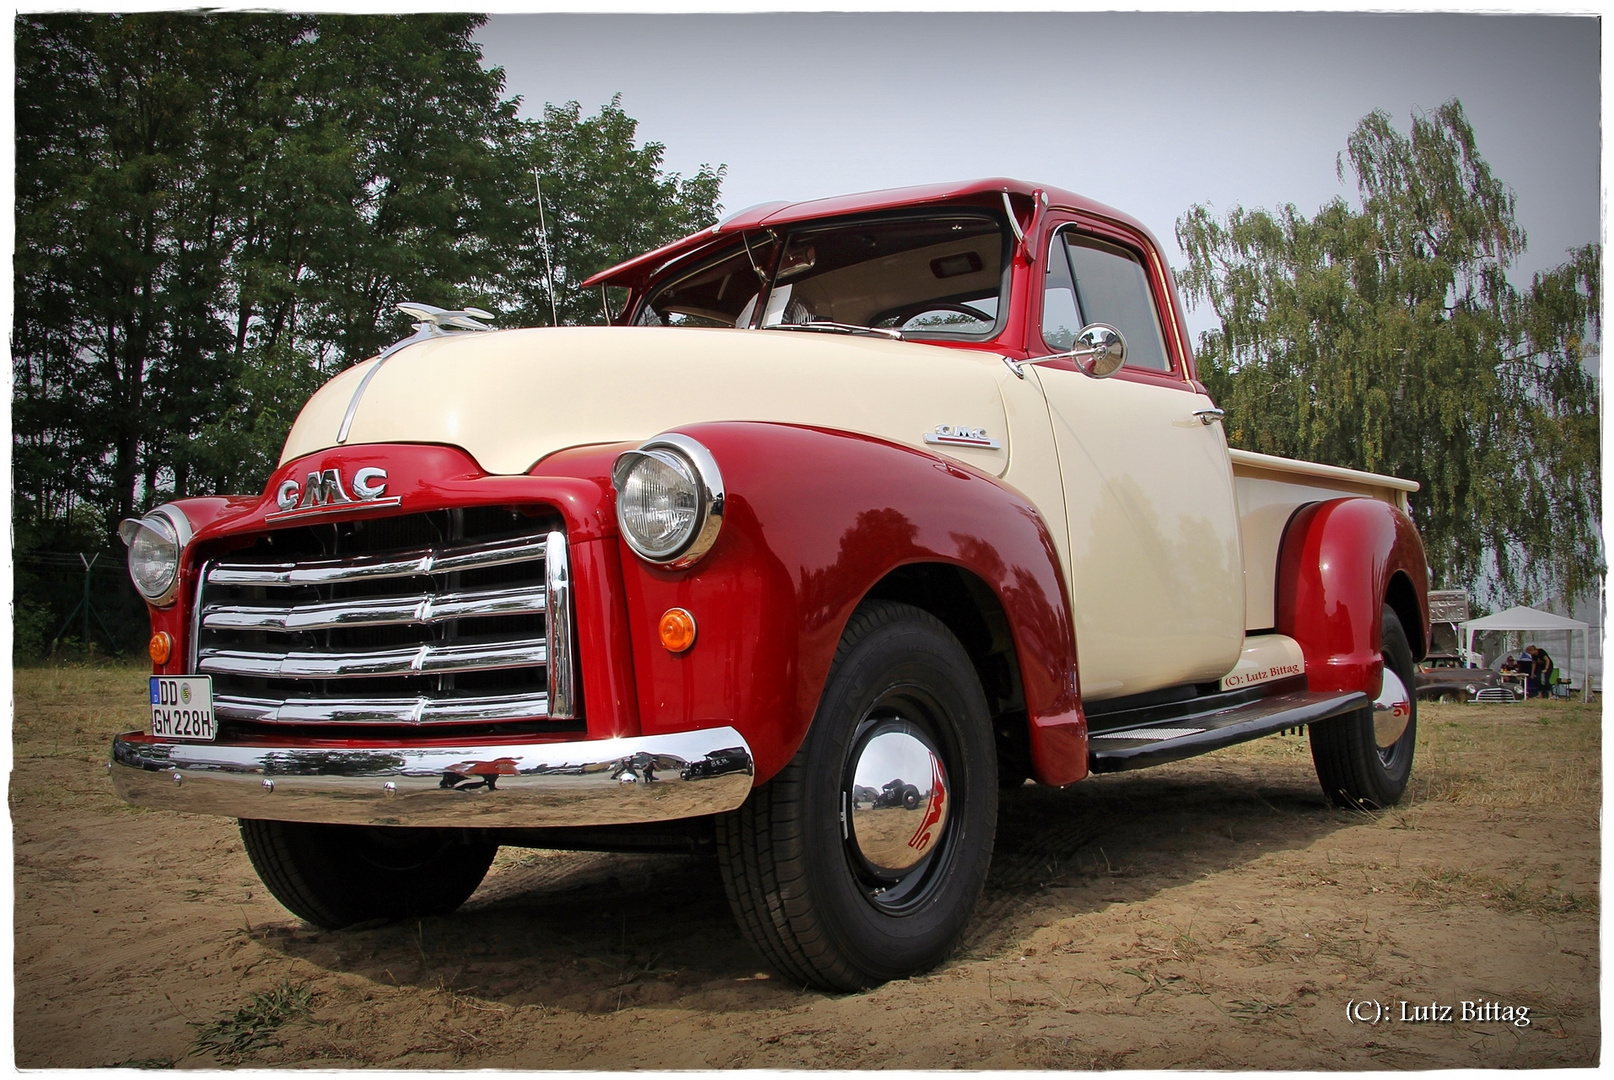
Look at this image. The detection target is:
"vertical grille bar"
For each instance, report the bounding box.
[545,530,577,719]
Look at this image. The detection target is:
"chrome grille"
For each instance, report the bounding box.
[194,507,576,729]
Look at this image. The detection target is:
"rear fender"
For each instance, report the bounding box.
[614,422,1086,785]
[1276,497,1430,696]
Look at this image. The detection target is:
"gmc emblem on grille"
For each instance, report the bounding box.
[271,467,396,518]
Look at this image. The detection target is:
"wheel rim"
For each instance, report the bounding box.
[1373,666,1413,760]
[841,699,954,913]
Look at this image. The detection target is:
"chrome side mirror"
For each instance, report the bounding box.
[1069,323,1127,378]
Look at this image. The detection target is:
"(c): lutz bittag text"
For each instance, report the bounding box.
[1347,999,1530,1027]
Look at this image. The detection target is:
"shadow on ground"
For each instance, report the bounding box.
[258,749,1357,1012]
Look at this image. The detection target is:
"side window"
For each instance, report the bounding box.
[1041,235,1083,351]
[636,244,767,328]
[1043,230,1173,372]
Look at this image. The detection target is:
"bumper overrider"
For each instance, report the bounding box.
[110,727,755,829]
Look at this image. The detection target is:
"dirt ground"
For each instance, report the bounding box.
[12,665,1600,1068]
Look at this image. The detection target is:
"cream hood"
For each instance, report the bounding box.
[281,326,1016,478]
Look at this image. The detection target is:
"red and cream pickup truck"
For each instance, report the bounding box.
[112,178,1428,991]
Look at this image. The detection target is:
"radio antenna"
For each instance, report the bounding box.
[534,171,560,326]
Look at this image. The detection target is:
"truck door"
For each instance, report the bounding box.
[1031,221,1245,701]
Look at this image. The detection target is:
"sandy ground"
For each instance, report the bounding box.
[12,665,1600,1068]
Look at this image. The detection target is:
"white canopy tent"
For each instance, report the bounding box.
[1460,606,1592,702]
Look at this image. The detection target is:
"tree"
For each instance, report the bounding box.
[15,14,725,537]
[1176,100,1600,609]
[520,96,724,327]
[13,13,725,657]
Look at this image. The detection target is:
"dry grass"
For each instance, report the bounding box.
[11,663,151,815]
[1408,699,1601,811]
[1405,865,1597,917]
[13,663,150,749]
[1212,697,1602,815]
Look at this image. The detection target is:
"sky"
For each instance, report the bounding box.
[476,11,1601,336]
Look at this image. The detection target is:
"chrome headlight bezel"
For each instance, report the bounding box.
[611,433,725,569]
[118,505,193,607]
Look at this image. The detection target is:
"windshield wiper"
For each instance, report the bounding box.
[759,321,904,341]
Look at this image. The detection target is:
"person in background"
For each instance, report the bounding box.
[1524,644,1554,698]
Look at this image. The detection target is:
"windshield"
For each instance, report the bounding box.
[634,209,1010,339]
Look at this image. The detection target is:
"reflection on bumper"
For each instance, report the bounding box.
[109,727,755,828]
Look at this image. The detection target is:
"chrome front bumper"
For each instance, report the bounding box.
[110,726,755,828]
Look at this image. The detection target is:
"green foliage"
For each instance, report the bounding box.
[11,596,57,664]
[521,96,725,326]
[13,13,723,631]
[1177,100,1601,608]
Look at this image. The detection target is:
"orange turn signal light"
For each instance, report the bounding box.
[658,608,697,653]
[149,632,173,665]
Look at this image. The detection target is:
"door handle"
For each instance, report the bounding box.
[1194,408,1225,426]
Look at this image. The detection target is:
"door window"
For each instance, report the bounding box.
[1042,229,1172,372]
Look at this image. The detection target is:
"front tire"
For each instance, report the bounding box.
[1310,609,1417,808]
[716,601,997,991]
[240,820,497,929]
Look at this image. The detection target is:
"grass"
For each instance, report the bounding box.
[11,663,152,816]
[1405,866,1597,917]
[1211,697,1602,816]
[1408,699,1601,812]
[189,979,315,1064]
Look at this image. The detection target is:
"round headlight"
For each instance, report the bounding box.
[118,507,191,606]
[612,434,724,568]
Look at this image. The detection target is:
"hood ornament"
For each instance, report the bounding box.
[337,302,496,444]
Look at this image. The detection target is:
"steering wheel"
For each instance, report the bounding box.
[878,302,995,329]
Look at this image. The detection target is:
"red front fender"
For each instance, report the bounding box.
[610,422,1086,786]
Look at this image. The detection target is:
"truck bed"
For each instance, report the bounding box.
[1229,449,1419,631]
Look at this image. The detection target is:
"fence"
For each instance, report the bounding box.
[13,548,149,661]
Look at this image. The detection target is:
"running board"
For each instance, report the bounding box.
[1087,689,1369,773]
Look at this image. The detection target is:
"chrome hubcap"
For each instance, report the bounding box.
[845,726,949,879]
[1373,667,1413,749]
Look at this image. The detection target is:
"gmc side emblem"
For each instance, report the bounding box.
[924,425,1002,450]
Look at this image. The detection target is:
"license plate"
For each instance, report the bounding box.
[150,676,216,741]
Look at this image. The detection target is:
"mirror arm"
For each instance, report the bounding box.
[1021,323,1128,379]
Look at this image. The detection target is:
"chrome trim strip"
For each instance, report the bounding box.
[265,496,402,523]
[198,638,547,680]
[336,304,495,444]
[207,536,549,588]
[189,557,210,672]
[201,583,547,633]
[544,531,576,720]
[1001,191,1024,242]
[110,726,756,828]
[213,690,551,725]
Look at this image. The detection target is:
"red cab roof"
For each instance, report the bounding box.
[580,177,1151,290]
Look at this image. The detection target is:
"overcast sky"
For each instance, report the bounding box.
[477,12,1600,334]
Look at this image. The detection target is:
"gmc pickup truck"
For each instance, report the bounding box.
[112,178,1428,991]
